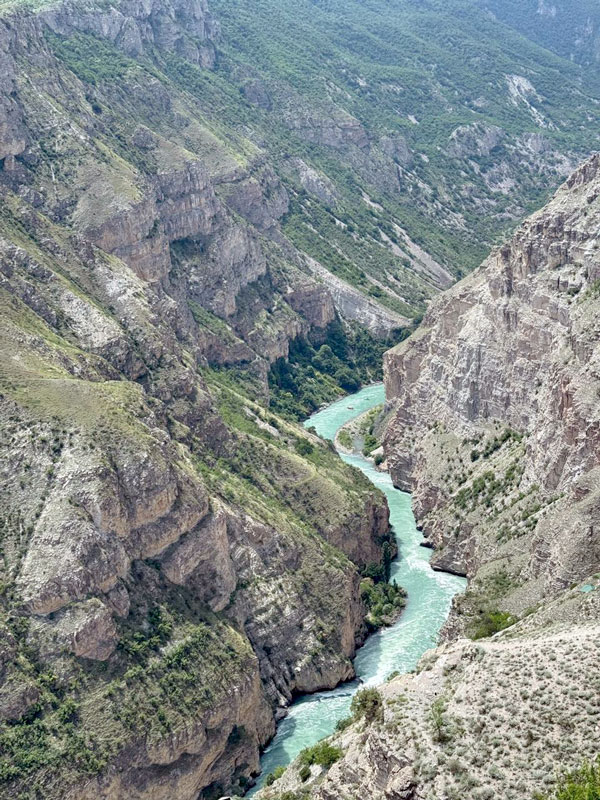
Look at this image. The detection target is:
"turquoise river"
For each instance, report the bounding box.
[248,383,466,793]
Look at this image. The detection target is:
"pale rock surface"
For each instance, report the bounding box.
[384,154,600,616]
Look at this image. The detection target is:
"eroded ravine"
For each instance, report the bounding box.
[249,384,466,793]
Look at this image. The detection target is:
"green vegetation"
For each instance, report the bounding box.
[360,577,406,629]
[453,443,527,513]
[265,766,287,786]
[118,605,173,661]
[482,0,600,78]
[3,3,600,797]
[459,568,520,640]
[358,405,384,457]
[350,687,384,724]
[337,429,353,450]
[211,0,600,283]
[45,31,135,85]
[0,591,252,792]
[269,322,404,421]
[471,609,516,640]
[0,206,392,799]
[298,740,342,769]
[330,686,385,732]
[582,279,600,301]
[535,757,600,800]
[429,697,456,744]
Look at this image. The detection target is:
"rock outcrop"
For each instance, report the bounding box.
[384,153,600,621]
[0,1,396,797]
[41,0,219,65]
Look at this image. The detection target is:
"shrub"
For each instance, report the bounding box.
[362,432,378,456]
[299,741,342,768]
[335,716,353,732]
[56,698,80,724]
[350,687,383,724]
[338,429,353,449]
[299,764,311,782]
[360,576,406,629]
[294,439,314,457]
[362,562,385,583]
[471,610,516,640]
[535,757,600,799]
[430,697,452,743]
[265,765,286,786]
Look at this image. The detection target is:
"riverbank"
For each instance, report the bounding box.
[247,385,466,795]
[335,402,387,468]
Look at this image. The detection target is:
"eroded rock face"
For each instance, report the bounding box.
[305,255,409,336]
[284,108,369,151]
[447,122,505,158]
[68,656,275,800]
[41,0,219,65]
[384,154,600,614]
[0,20,26,161]
[0,2,393,797]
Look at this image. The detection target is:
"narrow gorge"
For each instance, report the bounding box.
[0,0,599,798]
[259,155,600,800]
[249,386,464,794]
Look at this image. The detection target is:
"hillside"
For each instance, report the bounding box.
[210,0,600,279]
[481,0,600,72]
[259,584,600,800]
[256,153,600,800]
[0,0,599,797]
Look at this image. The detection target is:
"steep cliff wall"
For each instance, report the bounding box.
[0,1,396,797]
[257,152,600,800]
[384,154,600,626]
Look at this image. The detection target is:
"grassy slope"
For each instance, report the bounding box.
[480,0,600,74]
[210,0,600,275]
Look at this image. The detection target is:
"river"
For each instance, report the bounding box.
[248,383,466,794]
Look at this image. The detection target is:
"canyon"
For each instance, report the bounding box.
[259,154,600,800]
[0,0,599,798]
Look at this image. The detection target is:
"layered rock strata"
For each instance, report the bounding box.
[384,154,600,620]
[0,0,394,796]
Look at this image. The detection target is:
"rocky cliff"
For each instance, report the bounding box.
[259,581,600,800]
[383,154,600,628]
[0,0,398,797]
[257,152,600,800]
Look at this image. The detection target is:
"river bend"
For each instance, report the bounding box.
[249,384,466,793]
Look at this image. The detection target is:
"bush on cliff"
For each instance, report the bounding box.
[298,740,342,768]
[535,757,600,799]
[350,687,384,724]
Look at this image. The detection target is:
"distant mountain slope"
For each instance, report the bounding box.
[211,0,600,279]
[481,0,600,72]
